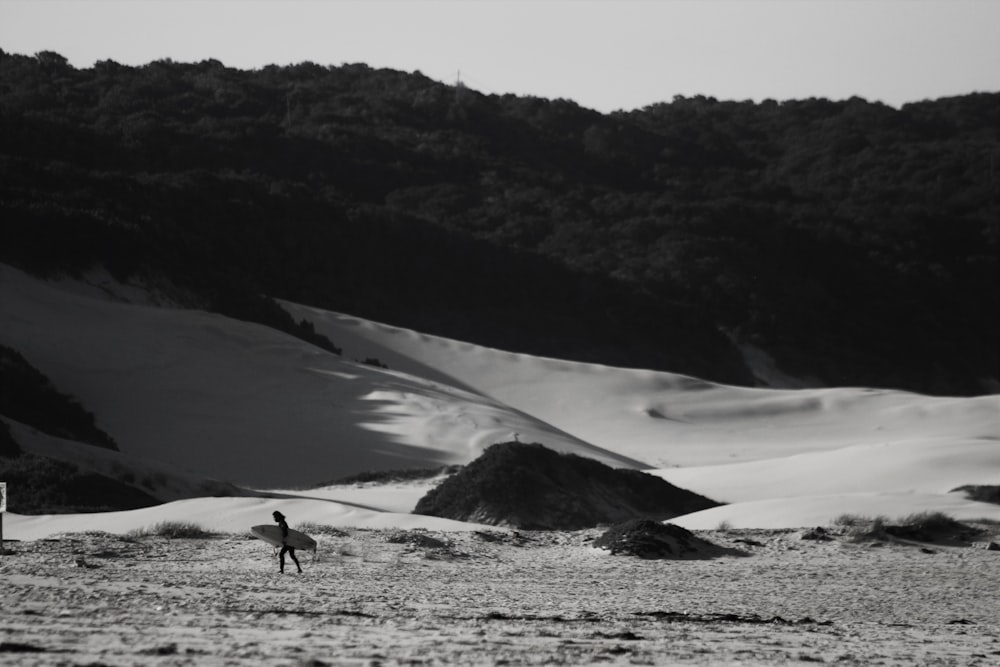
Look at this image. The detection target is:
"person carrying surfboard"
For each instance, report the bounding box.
[272,511,303,574]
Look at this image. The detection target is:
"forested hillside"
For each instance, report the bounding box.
[2,50,997,394]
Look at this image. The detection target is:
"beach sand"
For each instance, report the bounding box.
[2,527,998,666]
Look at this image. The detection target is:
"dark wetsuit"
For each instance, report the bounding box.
[276,518,302,573]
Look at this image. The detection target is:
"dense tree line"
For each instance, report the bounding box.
[1,50,996,394]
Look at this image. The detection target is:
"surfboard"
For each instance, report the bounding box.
[250,524,317,551]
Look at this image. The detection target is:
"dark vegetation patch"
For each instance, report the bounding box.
[414,442,719,530]
[0,453,160,513]
[127,521,218,539]
[882,512,983,544]
[0,344,118,450]
[834,512,983,545]
[593,519,744,559]
[951,484,1000,505]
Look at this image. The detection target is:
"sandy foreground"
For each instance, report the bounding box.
[2,528,999,666]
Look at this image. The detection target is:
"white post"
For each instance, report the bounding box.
[0,482,6,556]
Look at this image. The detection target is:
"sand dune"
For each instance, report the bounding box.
[0,264,636,489]
[669,491,1000,530]
[1,263,998,536]
[282,305,999,469]
[656,437,1000,502]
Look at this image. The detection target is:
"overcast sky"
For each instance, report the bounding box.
[1,1,997,112]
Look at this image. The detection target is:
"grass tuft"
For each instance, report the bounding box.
[127,521,216,539]
[294,522,349,537]
[831,514,889,541]
[898,511,964,533]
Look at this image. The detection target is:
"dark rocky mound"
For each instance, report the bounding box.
[593,519,741,559]
[413,442,720,530]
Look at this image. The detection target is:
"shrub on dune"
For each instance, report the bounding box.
[832,512,979,544]
[833,513,889,541]
[294,522,348,537]
[128,521,217,539]
[593,519,742,559]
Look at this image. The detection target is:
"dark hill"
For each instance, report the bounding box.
[0,452,161,513]
[1,50,996,395]
[0,344,118,450]
[413,442,720,530]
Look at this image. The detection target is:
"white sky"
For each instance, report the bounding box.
[1,1,998,112]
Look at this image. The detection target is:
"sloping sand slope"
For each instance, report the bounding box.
[281,305,999,469]
[0,264,638,488]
